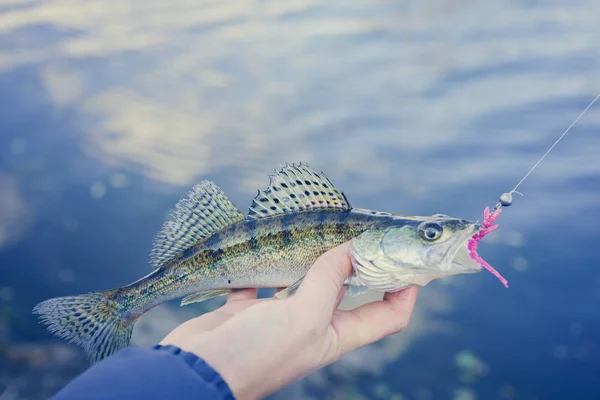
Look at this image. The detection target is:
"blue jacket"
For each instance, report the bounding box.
[53,345,235,399]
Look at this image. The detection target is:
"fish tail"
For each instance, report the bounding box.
[33,290,137,362]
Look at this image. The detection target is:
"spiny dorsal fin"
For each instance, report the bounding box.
[247,162,351,220]
[149,181,244,268]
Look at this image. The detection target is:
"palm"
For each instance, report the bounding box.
[160,242,418,400]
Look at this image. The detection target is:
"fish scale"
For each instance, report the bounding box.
[34,162,485,362]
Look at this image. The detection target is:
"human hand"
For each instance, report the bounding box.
[160,241,419,400]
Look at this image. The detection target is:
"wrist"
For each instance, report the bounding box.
[153,344,236,399]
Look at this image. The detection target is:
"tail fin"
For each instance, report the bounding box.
[33,291,136,363]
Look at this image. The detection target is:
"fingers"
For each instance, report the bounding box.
[334,286,348,309]
[164,311,234,337]
[227,288,258,302]
[161,298,265,343]
[294,242,354,318]
[332,286,419,355]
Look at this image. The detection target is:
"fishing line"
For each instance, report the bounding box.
[469,92,600,288]
[495,93,600,210]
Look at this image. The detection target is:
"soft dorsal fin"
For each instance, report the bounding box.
[149,181,244,268]
[247,162,351,220]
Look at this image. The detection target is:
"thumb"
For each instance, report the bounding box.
[294,242,354,319]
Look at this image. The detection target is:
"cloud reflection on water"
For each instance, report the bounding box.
[1,0,600,398]
[1,0,599,199]
[0,173,32,248]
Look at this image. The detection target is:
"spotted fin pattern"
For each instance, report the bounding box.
[33,291,133,363]
[150,181,245,268]
[247,162,351,220]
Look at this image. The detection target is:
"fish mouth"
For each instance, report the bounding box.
[349,223,485,292]
[448,224,482,274]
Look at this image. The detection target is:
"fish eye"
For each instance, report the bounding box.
[418,221,443,241]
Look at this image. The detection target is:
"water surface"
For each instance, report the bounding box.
[1,1,599,399]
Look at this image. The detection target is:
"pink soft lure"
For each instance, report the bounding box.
[467,206,509,288]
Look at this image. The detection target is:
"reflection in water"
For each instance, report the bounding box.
[83,89,225,186]
[1,0,600,399]
[0,173,31,248]
[2,0,600,196]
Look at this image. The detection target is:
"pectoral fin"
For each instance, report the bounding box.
[274,278,304,299]
[343,273,370,296]
[345,285,370,296]
[180,289,231,306]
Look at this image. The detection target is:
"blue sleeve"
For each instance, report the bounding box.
[52,345,235,400]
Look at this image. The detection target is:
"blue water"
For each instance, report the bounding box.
[1,1,600,399]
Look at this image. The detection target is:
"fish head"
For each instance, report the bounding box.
[350,214,482,292]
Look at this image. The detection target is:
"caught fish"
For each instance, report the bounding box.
[34,163,489,362]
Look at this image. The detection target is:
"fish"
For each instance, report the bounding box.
[33,162,485,362]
